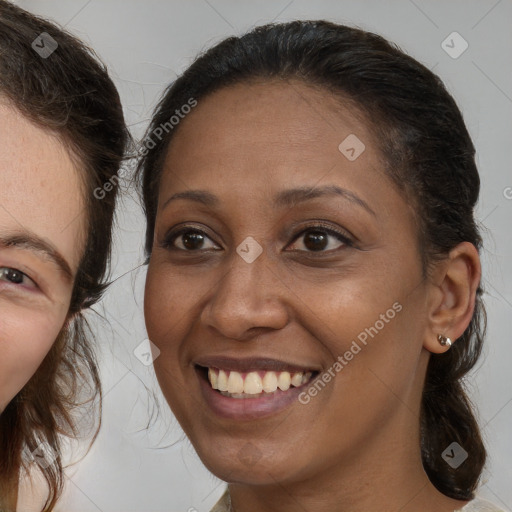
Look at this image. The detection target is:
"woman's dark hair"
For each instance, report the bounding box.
[137,20,486,500]
[0,1,129,510]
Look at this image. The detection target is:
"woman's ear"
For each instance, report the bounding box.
[423,241,481,354]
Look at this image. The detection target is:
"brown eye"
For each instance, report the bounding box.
[303,231,329,251]
[0,267,37,288]
[181,231,205,250]
[163,228,219,252]
[288,227,351,253]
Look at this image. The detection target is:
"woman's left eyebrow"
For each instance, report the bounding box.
[0,232,73,282]
[273,185,376,216]
[162,185,376,217]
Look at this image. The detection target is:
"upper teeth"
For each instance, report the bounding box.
[208,368,312,395]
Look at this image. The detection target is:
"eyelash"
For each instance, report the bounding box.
[161,223,353,254]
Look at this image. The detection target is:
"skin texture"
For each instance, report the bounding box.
[0,100,85,414]
[145,81,480,512]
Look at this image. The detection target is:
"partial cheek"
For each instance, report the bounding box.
[145,280,191,411]
[144,291,182,380]
[144,270,189,345]
[0,315,64,411]
[144,291,164,342]
[144,266,166,338]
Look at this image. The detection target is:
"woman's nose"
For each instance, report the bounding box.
[200,244,289,341]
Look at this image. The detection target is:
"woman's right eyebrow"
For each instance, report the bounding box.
[161,185,375,217]
[0,232,73,282]
[162,190,218,210]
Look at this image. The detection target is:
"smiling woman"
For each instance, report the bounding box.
[0,1,129,511]
[137,20,501,512]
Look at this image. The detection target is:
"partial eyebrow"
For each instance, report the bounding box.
[0,232,73,282]
[162,185,375,217]
[274,185,376,216]
[162,190,219,210]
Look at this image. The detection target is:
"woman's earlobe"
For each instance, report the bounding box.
[424,241,481,354]
[424,333,454,354]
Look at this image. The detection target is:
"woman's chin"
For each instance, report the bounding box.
[206,464,292,487]
[197,446,303,486]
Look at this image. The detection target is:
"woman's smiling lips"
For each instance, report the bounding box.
[194,356,320,420]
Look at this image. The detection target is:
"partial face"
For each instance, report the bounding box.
[145,81,432,485]
[0,101,85,412]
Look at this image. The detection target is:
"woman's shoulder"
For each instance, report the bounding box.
[457,497,506,512]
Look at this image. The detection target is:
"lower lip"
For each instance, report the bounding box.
[197,369,314,420]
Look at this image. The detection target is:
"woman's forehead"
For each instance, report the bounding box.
[0,103,86,274]
[170,80,369,147]
[159,80,397,210]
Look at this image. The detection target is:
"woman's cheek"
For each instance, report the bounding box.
[144,266,189,340]
[0,305,65,411]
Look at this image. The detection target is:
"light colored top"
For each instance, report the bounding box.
[458,498,506,512]
[210,489,505,512]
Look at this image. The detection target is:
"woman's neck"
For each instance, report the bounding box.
[229,480,469,512]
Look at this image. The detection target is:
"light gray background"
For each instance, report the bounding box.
[13,1,512,511]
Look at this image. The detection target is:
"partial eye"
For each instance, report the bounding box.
[163,228,220,252]
[287,227,351,253]
[0,267,37,288]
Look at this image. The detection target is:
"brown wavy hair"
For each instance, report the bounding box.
[137,20,486,501]
[0,1,129,510]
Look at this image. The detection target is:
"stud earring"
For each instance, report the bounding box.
[437,334,452,348]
